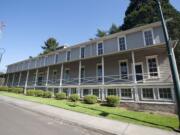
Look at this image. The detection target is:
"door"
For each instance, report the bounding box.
[135,63,143,82]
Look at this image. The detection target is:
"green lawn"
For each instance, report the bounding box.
[0,91,178,130]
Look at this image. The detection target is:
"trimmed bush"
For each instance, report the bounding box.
[12,87,24,94]
[106,96,120,107]
[84,95,97,104]
[43,91,52,98]
[0,86,9,92]
[69,94,79,102]
[34,90,44,97]
[55,92,66,100]
[26,90,36,96]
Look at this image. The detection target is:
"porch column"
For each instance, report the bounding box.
[45,66,50,90]
[34,69,38,88]
[78,61,81,86]
[18,72,22,87]
[102,56,105,85]
[6,74,9,86]
[59,64,64,91]
[11,73,15,86]
[24,70,29,94]
[131,51,139,102]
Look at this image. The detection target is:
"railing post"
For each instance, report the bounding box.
[34,69,38,89]
[59,64,64,92]
[45,66,49,90]
[24,70,29,94]
[101,56,105,100]
[6,74,9,87]
[18,72,22,87]
[11,73,15,87]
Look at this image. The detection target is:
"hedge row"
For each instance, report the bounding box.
[0,86,120,107]
[26,89,52,98]
[0,86,24,94]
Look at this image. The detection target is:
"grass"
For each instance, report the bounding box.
[0,91,178,131]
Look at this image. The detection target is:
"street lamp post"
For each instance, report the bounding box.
[156,0,180,129]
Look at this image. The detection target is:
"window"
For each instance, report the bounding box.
[118,36,126,51]
[159,88,172,100]
[119,60,128,80]
[97,64,102,81]
[67,51,71,61]
[146,56,159,78]
[80,47,85,58]
[144,29,154,46]
[71,88,77,94]
[93,89,99,97]
[108,89,117,96]
[81,67,85,83]
[83,89,90,96]
[97,42,103,55]
[62,88,68,96]
[52,70,57,82]
[142,88,154,99]
[121,88,132,98]
[64,69,70,80]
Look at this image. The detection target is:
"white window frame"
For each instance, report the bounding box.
[92,88,100,99]
[146,55,160,79]
[107,88,118,96]
[66,50,71,61]
[119,59,129,80]
[135,62,144,82]
[141,87,156,101]
[157,87,173,101]
[80,46,85,59]
[117,35,127,51]
[120,88,133,100]
[143,28,155,46]
[82,89,90,97]
[80,66,85,82]
[64,68,70,80]
[96,63,102,80]
[96,41,104,56]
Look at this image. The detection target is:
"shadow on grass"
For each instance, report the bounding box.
[66,102,177,131]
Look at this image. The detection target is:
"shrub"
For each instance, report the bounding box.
[12,87,24,94]
[106,96,120,107]
[84,95,97,104]
[0,86,9,92]
[34,90,44,97]
[8,87,14,92]
[69,94,79,102]
[26,90,36,96]
[43,91,52,98]
[55,92,66,100]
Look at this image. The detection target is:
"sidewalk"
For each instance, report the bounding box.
[0,95,178,135]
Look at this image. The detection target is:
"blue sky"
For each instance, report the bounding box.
[0,0,179,72]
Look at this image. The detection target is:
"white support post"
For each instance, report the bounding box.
[102,56,105,85]
[6,74,9,86]
[34,69,38,88]
[45,67,50,90]
[131,51,139,102]
[12,73,15,86]
[24,70,29,94]
[78,61,81,86]
[131,51,137,84]
[18,72,22,87]
[59,64,64,92]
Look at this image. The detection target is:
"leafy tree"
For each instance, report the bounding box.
[96,29,107,37]
[41,37,59,55]
[109,23,120,34]
[121,0,180,72]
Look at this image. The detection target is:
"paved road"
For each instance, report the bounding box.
[0,100,104,135]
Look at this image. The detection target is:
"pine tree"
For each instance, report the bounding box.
[96,29,107,37]
[109,24,120,34]
[41,37,59,55]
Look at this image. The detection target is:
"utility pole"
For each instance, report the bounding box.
[156,0,180,129]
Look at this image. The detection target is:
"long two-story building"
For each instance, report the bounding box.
[3,21,178,113]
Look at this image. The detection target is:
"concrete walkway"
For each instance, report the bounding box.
[0,95,179,135]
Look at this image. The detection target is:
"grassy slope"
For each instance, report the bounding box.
[0,92,178,130]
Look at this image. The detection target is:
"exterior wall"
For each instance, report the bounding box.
[71,47,80,61]
[104,38,118,54]
[48,64,61,86]
[45,54,55,66]
[56,51,66,63]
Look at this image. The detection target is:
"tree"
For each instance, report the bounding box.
[96,29,107,37]
[121,0,180,72]
[109,23,120,34]
[41,37,59,55]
